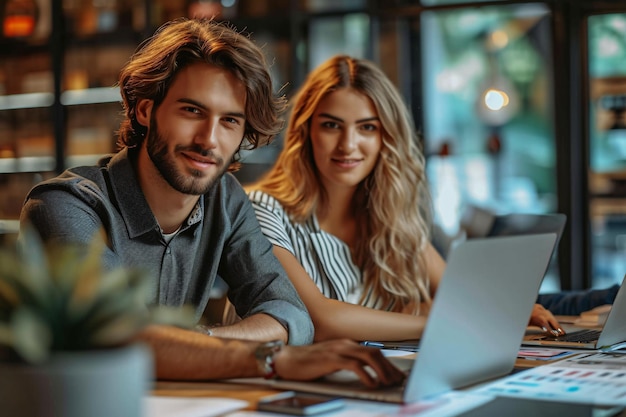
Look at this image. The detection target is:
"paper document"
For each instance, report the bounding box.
[145,396,248,417]
[517,348,574,361]
[473,352,626,406]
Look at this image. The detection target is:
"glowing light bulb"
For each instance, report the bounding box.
[484,89,510,111]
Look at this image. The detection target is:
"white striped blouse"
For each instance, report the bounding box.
[248,190,393,310]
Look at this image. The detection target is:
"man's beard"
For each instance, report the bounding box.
[145,117,230,195]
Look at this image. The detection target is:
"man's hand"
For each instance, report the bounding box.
[273,339,406,388]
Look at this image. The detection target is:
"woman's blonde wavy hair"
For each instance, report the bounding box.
[250,55,433,314]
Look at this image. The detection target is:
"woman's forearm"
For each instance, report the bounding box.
[310,299,428,342]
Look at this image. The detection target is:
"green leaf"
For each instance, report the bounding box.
[88,315,148,347]
[0,275,20,311]
[16,223,51,288]
[11,307,52,364]
[149,305,195,329]
[70,268,150,329]
[0,323,13,346]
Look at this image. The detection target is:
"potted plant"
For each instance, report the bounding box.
[0,226,191,417]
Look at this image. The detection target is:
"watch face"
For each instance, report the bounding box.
[255,340,284,379]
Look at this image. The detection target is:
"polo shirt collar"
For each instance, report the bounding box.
[106,148,158,239]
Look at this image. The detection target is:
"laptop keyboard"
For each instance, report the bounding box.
[553,329,601,343]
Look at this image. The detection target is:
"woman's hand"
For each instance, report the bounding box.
[529,303,565,336]
[273,339,406,388]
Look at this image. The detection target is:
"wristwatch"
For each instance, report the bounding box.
[255,340,284,379]
[194,324,214,336]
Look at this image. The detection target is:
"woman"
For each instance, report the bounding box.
[246,55,561,342]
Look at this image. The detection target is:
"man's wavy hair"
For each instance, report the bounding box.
[250,55,434,314]
[116,18,286,171]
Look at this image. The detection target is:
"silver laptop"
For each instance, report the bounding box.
[523,275,626,350]
[230,233,558,403]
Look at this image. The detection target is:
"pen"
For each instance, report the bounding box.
[600,342,626,352]
[361,341,385,348]
[360,341,420,352]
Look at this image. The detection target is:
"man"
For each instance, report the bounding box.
[19,18,404,385]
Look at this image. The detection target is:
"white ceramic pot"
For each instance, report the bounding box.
[0,344,152,417]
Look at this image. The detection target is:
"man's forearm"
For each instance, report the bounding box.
[137,325,260,380]
[136,325,407,387]
[209,313,288,343]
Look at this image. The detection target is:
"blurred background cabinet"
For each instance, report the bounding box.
[1,0,626,293]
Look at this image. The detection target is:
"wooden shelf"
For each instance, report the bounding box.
[0,92,54,111]
[61,87,121,106]
[590,197,626,217]
[0,154,107,174]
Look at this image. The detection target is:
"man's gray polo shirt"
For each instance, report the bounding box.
[21,148,314,345]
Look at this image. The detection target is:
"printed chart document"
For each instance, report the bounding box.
[145,396,248,417]
[473,352,626,406]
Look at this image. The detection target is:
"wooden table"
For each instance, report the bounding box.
[152,378,626,416]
